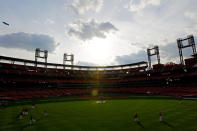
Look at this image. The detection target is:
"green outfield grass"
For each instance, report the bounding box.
[0,98,197,131]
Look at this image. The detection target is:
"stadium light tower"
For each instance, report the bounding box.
[63,53,74,69]
[177,35,196,65]
[35,48,48,67]
[147,46,160,69]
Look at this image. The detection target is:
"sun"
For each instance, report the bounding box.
[83,37,115,65]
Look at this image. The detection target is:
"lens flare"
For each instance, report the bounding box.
[92,89,98,96]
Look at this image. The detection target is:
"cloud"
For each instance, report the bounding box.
[125,0,160,12]
[160,37,197,63]
[184,11,197,20]
[184,11,197,35]
[67,19,118,41]
[0,32,56,52]
[77,61,97,66]
[45,19,55,25]
[185,24,197,35]
[115,50,147,65]
[115,36,197,65]
[159,41,179,62]
[65,0,103,14]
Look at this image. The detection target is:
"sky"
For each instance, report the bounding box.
[0,0,197,66]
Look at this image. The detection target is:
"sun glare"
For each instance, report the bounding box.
[84,37,115,65]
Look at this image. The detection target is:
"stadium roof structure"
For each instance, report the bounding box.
[0,55,148,70]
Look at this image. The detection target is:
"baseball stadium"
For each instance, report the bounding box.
[1,1,197,131]
[0,35,197,131]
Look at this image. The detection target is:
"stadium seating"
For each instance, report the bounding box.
[0,56,197,101]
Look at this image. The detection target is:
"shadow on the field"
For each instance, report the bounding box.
[7,116,20,125]
[21,116,43,130]
[21,123,32,129]
[7,121,16,126]
[137,121,146,129]
[161,121,174,128]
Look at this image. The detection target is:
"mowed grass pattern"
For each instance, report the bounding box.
[0,99,197,131]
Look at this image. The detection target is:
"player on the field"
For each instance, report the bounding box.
[17,111,23,119]
[179,96,182,104]
[159,112,162,122]
[44,110,47,117]
[32,104,35,109]
[24,108,28,115]
[22,108,25,115]
[30,115,36,125]
[134,113,139,121]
